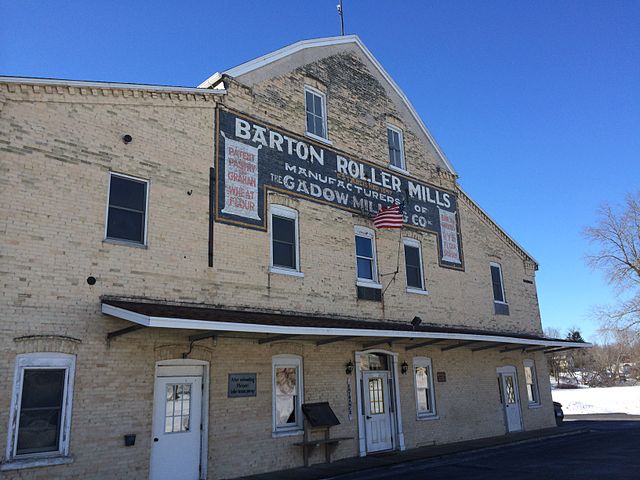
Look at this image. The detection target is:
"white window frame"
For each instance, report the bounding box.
[272,354,304,437]
[304,85,329,143]
[354,226,381,289]
[3,353,76,470]
[413,357,437,419]
[386,124,407,173]
[269,205,303,277]
[523,359,541,407]
[104,171,150,246]
[490,262,507,305]
[403,238,427,294]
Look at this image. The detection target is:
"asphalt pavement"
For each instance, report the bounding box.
[329,418,640,480]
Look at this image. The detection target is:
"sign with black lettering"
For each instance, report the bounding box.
[437,371,447,383]
[228,373,257,397]
[215,108,464,269]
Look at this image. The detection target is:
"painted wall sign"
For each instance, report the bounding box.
[215,108,464,269]
[228,373,257,397]
[436,371,447,383]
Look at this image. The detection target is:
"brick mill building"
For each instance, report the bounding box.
[0,36,589,479]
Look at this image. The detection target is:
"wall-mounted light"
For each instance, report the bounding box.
[411,316,422,329]
[401,361,409,375]
[345,361,354,375]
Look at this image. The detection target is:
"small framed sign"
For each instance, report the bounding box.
[228,373,257,397]
[436,371,447,383]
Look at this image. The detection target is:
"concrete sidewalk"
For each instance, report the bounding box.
[239,425,589,480]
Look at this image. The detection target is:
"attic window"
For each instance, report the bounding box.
[387,125,405,170]
[305,86,327,141]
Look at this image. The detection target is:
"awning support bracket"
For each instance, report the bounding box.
[405,339,443,351]
[362,338,394,349]
[441,341,476,352]
[106,325,144,347]
[258,334,299,344]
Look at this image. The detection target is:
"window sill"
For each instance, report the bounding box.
[103,238,148,249]
[272,429,304,439]
[528,403,543,409]
[356,280,382,289]
[388,164,410,176]
[406,287,428,296]
[493,300,508,306]
[416,414,439,421]
[304,131,332,145]
[269,267,304,278]
[1,455,74,471]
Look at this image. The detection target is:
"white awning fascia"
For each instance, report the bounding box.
[101,303,591,349]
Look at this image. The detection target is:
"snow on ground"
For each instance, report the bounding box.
[552,385,640,415]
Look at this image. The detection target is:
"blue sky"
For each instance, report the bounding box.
[2,1,638,341]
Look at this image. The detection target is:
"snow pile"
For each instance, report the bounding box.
[552,385,640,415]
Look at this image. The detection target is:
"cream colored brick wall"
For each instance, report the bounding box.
[0,49,552,480]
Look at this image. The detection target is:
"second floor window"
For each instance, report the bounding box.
[404,239,425,291]
[355,227,379,285]
[270,205,300,274]
[106,173,148,245]
[305,86,327,140]
[387,125,405,170]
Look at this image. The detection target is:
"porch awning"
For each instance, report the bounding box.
[101,297,591,353]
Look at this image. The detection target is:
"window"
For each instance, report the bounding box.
[413,357,436,418]
[105,172,148,245]
[404,238,426,293]
[490,262,506,303]
[305,86,327,140]
[272,355,303,435]
[5,353,76,467]
[355,226,380,287]
[387,125,405,170]
[269,205,302,276]
[164,384,191,433]
[523,360,540,406]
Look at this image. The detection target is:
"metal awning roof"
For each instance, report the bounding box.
[101,297,591,353]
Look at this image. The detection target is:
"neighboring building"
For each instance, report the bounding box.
[0,35,589,479]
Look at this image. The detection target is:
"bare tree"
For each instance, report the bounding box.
[584,192,640,334]
[545,327,563,386]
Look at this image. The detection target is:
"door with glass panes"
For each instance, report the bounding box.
[150,375,202,480]
[498,367,522,432]
[363,371,393,452]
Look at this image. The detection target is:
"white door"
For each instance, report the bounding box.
[150,375,202,480]
[499,370,522,432]
[363,371,393,452]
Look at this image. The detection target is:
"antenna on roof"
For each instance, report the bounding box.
[337,0,345,36]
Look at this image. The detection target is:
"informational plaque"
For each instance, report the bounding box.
[436,371,447,383]
[228,373,257,397]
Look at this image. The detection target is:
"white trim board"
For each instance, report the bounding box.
[101,303,591,349]
[0,76,226,95]
[198,35,457,176]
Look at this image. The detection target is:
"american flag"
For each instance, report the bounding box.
[372,203,404,229]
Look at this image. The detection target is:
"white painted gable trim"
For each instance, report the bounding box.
[198,35,457,176]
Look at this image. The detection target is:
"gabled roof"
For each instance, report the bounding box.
[199,35,457,176]
[199,35,540,268]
